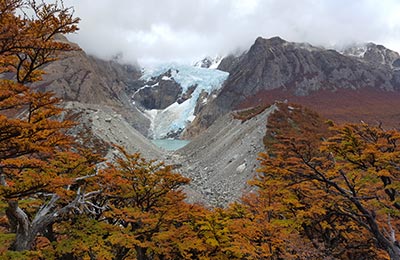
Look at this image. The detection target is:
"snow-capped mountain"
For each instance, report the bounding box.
[133,64,229,139]
[193,56,223,69]
[340,42,400,69]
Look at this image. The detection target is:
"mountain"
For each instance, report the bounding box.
[28,36,154,136]
[184,37,400,137]
[31,36,141,107]
[193,55,223,69]
[128,64,228,139]
[341,42,400,69]
[17,35,400,205]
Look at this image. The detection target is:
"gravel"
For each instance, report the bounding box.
[63,101,277,207]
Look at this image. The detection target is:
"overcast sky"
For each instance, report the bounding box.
[64,0,400,67]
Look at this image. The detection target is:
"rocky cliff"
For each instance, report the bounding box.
[29,37,154,136]
[31,39,141,107]
[185,37,400,137]
[342,42,400,69]
[132,70,183,110]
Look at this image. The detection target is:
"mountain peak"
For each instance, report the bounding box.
[187,35,400,137]
[341,42,400,69]
[254,36,286,46]
[193,55,223,69]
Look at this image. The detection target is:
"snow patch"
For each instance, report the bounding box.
[209,57,223,69]
[340,44,368,58]
[193,56,223,69]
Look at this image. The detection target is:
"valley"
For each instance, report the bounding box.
[64,99,275,207]
[38,35,400,207]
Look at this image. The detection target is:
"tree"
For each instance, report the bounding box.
[0,0,105,253]
[0,0,79,83]
[255,102,399,259]
[224,195,327,260]
[98,147,191,259]
[52,146,198,260]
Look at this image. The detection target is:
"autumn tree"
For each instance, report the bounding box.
[51,146,204,259]
[98,147,192,259]
[254,102,400,259]
[0,0,79,82]
[0,0,106,254]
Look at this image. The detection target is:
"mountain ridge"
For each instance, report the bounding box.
[184,36,400,137]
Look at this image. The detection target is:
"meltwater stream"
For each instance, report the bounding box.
[151,139,190,151]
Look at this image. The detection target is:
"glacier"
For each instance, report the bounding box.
[140,63,229,139]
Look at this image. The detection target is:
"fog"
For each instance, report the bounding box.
[64,0,400,66]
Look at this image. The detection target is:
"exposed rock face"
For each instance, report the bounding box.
[28,37,156,137]
[31,49,141,108]
[363,44,400,68]
[222,36,399,98]
[342,43,400,68]
[132,71,183,110]
[193,90,209,115]
[177,84,197,104]
[217,54,242,73]
[133,81,181,109]
[29,35,142,112]
[186,36,400,137]
[193,56,223,69]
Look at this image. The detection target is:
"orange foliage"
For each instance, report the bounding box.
[54,147,212,259]
[0,0,104,254]
[0,0,79,83]
[253,103,400,259]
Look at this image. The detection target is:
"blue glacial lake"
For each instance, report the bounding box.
[151,139,190,151]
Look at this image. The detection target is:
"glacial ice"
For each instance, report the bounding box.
[140,64,229,139]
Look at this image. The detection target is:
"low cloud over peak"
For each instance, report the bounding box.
[65,0,400,66]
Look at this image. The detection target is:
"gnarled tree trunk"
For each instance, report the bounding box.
[5,195,65,251]
[6,200,36,251]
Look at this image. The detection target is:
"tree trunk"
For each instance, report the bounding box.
[6,201,36,251]
[135,246,149,260]
[6,200,55,251]
[387,244,400,260]
[115,247,131,260]
[12,228,36,251]
[5,193,82,252]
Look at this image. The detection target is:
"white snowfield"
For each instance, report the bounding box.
[140,64,229,139]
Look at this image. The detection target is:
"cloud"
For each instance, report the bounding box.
[64,0,400,66]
